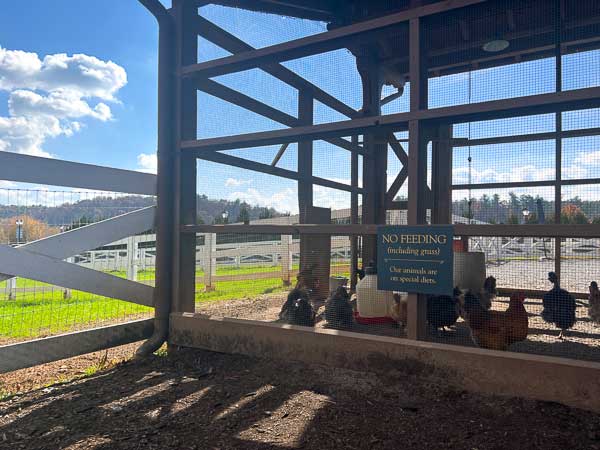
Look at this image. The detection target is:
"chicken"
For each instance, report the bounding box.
[324,286,354,330]
[542,272,576,339]
[279,288,316,327]
[389,292,408,326]
[505,291,528,345]
[588,281,600,323]
[478,276,497,310]
[427,288,462,332]
[461,291,529,351]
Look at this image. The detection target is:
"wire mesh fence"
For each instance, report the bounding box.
[190,229,600,363]
[0,187,155,344]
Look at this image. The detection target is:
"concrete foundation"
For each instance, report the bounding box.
[170,312,600,412]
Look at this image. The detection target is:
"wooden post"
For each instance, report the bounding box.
[554,0,563,281]
[281,234,292,286]
[358,54,385,268]
[296,90,331,299]
[350,135,359,292]
[298,90,313,216]
[407,16,429,341]
[173,0,198,313]
[432,125,453,225]
[202,233,216,291]
[5,277,16,301]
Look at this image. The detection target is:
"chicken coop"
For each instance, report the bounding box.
[2,0,600,409]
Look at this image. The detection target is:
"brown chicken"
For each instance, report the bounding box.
[588,281,600,323]
[389,293,408,326]
[462,291,528,351]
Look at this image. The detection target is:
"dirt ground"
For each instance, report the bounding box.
[197,290,600,362]
[1,347,600,450]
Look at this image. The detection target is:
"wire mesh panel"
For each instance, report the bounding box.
[0,186,155,344]
[187,0,600,367]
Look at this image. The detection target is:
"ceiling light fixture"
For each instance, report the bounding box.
[482,38,510,52]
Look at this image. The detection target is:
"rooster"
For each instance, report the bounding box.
[542,272,576,339]
[462,291,529,351]
[324,286,354,330]
[427,288,463,333]
[279,288,315,327]
[588,281,600,323]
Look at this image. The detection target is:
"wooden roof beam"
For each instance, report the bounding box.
[181,86,600,153]
[184,0,487,78]
[194,16,359,119]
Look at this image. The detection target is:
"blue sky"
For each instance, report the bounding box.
[1,1,599,214]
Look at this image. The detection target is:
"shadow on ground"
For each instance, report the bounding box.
[1,348,600,450]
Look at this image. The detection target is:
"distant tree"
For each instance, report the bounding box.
[0,216,59,243]
[525,212,539,224]
[561,204,589,224]
[507,214,520,225]
[213,210,230,224]
[258,208,274,220]
[236,206,250,224]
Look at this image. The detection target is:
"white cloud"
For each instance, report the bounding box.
[0,47,126,100]
[576,151,600,166]
[0,46,126,157]
[137,153,157,174]
[228,187,296,214]
[9,90,112,121]
[225,177,252,187]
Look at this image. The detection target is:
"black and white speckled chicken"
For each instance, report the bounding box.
[542,272,576,339]
[279,288,315,327]
[324,286,354,330]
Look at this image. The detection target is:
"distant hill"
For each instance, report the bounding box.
[0,194,282,227]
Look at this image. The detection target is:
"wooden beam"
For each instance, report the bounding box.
[0,207,156,283]
[271,143,289,166]
[181,86,600,153]
[0,319,153,374]
[197,79,363,154]
[196,151,363,194]
[0,244,155,307]
[180,223,600,239]
[431,125,453,224]
[385,166,408,204]
[173,0,198,314]
[452,127,600,147]
[194,16,359,119]
[407,16,429,342]
[184,0,486,78]
[0,151,156,196]
[388,133,409,166]
[298,91,314,217]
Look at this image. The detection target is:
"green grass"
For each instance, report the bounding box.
[0,263,350,341]
[196,277,287,303]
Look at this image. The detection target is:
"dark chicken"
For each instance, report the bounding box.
[542,272,576,339]
[324,286,354,330]
[279,288,315,327]
[427,287,462,331]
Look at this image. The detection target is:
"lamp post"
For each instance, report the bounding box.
[15,219,23,244]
